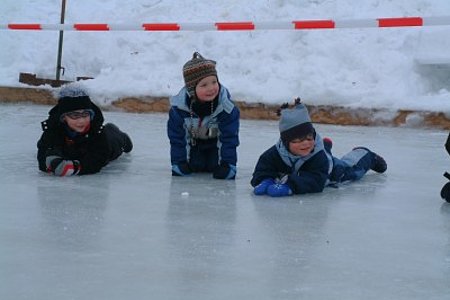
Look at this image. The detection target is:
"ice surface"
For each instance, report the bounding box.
[0,104,449,300]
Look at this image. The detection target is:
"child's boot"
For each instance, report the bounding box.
[353,147,387,173]
[104,123,133,153]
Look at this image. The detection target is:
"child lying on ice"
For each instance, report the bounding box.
[250,98,387,197]
[37,85,133,176]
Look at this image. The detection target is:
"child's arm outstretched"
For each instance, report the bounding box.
[213,107,240,179]
[167,107,192,176]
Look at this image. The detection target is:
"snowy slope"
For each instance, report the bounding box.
[1,0,450,112]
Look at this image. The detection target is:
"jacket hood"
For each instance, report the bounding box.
[46,100,104,131]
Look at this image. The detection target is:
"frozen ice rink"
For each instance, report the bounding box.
[1,103,449,300]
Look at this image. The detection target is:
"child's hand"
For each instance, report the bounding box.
[253,178,275,195]
[213,163,236,180]
[51,159,80,176]
[45,155,63,172]
[441,181,450,202]
[171,162,192,176]
[267,183,293,197]
[46,155,78,176]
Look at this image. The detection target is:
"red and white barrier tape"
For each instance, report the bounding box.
[1,16,450,31]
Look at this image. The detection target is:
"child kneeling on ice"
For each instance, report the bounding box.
[37,85,133,176]
[250,98,387,197]
[167,52,240,179]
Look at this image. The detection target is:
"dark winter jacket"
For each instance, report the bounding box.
[167,85,240,166]
[37,102,110,175]
[251,135,332,194]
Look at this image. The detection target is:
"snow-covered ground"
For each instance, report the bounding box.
[1,103,449,299]
[1,0,450,112]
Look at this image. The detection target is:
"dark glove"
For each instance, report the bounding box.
[172,162,192,176]
[267,183,293,197]
[213,163,236,180]
[46,156,80,176]
[441,182,450,203]
[446,132,450,156]
[253,178,275,195]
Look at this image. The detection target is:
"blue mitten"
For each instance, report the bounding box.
[213,163,236,180]
[253,178,275,195]
[267,183,293,197]
[172,162,192,176]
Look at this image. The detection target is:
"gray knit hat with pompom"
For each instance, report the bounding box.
[279,99,315,145]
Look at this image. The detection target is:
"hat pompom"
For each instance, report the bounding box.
[58,84,90,99]
[183,52,218,99]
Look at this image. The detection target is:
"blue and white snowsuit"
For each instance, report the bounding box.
[167,85,239,173]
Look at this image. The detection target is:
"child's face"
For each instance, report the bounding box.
[288,134,315,156]
[63,110,91,133]
[195,75,219,102]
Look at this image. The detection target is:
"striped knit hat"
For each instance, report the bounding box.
[183,52,218,99]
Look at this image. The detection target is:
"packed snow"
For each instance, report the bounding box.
[1,0,450,112]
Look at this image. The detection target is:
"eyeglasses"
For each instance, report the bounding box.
[65,110,93,120]
[291,133,315,143]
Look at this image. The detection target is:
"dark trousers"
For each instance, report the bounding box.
[189,140,219,172]
[103,123,126,161]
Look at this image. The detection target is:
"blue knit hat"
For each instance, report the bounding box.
[279,100,315,145]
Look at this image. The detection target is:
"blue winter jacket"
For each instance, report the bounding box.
[167,85,240,166]
[251,134,332,194]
